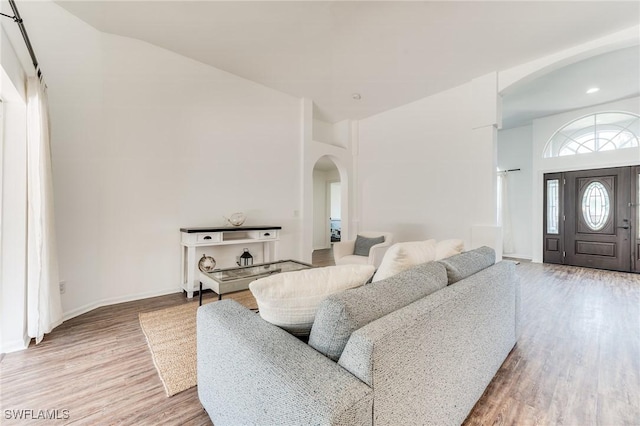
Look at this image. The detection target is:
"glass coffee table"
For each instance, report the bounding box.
[198,259,313,305]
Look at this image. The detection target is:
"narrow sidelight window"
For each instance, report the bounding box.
[547,179,559,234]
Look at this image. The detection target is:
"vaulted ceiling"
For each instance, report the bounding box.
[502,45,640,128]
[55,1,640,124]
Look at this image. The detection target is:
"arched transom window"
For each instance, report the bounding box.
[544,112,639,158]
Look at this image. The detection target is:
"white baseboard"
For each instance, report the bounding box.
[62,287,183,322]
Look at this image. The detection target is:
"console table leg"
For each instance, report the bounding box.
[186,246,196,298]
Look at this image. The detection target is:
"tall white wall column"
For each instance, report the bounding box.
[470,72,502,259]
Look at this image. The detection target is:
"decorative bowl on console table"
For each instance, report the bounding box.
[225,212,246,226]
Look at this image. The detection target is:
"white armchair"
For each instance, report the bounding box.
[333,231,394,268]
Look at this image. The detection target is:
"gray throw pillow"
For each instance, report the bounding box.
[353,235,385,257]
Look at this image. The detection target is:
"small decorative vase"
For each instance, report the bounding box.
[198,254,217,273]
[238,248,253,267]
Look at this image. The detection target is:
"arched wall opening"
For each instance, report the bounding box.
[497,30,640,263]
[310,155,349,254]
[299,99,355,264]
[300,141,355,262]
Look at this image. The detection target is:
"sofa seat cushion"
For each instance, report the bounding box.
[372,239,437,282]
[438,246,495,285]
[249,264,375,336]
[308,262,447,361]
[335,254,370,266]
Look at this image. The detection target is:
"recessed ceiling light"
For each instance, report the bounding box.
[586,87,600,94]
[352,93,362,100]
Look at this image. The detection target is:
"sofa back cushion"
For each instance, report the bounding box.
[437,246,495,285]
[249,264,375,336]
[308,261,447,361]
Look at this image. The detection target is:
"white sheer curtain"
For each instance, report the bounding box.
[498,171,514,254]
[27,77,62,344]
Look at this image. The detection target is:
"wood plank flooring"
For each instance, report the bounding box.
[465,260,640,426]
[1,251,638,425]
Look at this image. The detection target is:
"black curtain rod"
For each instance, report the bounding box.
[498,168,521,173]
[2,0,42,80]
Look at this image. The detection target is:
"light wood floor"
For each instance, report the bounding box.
[1,251,638,425]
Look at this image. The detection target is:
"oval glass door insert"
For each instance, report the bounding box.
[581,181,610,231]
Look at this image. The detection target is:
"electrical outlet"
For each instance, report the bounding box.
[59,281,66,294]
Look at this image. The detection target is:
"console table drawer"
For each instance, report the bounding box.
[181,232,222,245]
[244,230,278,240]
[257,230,278,240]
[197,233,221,243]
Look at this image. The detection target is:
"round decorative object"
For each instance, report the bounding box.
[198,254,217,273]
[226,212,246,227]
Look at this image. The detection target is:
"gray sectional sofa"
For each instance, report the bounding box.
[197,246,520,425]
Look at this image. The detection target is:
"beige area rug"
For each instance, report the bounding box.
[139,294,256,397]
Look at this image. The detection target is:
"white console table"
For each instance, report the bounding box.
[180,225,281,298]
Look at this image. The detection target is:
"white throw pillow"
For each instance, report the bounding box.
[372,239,437,282]
[435,239,465,260]
[249,264,375,336]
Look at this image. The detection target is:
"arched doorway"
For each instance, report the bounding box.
[312,156,342,250]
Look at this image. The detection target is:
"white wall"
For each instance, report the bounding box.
[18,1,303,319]
[312,118,351,149]
[330,182,341,219]
[530,96,640,262]
[497,125,533,259]
[312,169,328,250]
[357,81,499,250]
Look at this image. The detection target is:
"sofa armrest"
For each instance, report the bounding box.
[333,239,356,261]
[197,300,373,426]
[337,261,517,425]
[368,242,392,268]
